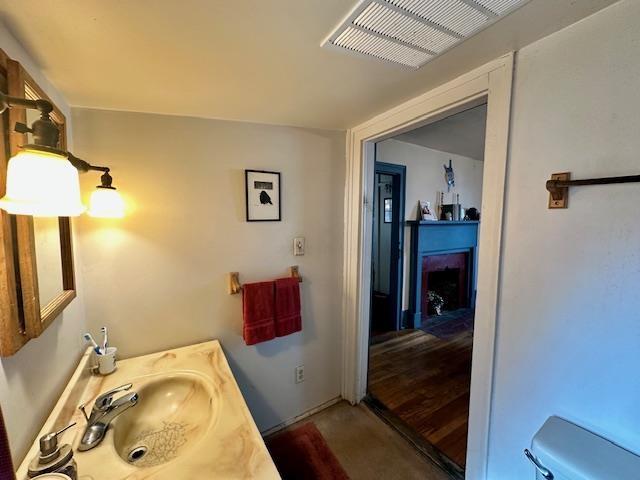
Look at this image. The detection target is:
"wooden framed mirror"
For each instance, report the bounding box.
[0,49,76,356]
[0,51,25,356]
[13,62,76,336]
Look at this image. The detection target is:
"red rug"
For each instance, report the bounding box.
[266,423,350,480]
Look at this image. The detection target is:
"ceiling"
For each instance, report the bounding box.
[0,0,618,130]
[394,104,487,159]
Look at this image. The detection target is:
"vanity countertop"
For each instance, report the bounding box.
[17,341,281,479]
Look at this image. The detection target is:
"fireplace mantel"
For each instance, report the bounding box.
[407,220,479,327]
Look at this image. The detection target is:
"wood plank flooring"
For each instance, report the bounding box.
[368,328,473,468]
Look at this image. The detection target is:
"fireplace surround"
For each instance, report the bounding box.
[407,220,479,327]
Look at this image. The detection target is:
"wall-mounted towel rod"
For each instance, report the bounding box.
[228,266,302,295]
[547,171,640,208]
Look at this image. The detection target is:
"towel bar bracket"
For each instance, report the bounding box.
[547,172,640,209]
[229,272,242,295]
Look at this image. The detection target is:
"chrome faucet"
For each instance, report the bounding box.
[77,383,138,452]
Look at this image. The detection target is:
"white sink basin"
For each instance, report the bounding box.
[112,372,217,467]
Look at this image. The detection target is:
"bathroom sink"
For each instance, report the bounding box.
[17,341,280,479]
[111,372,217,467]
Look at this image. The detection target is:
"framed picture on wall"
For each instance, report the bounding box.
[384,198,392,223]
[245,170,281,221]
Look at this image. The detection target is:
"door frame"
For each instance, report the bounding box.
[341,53,514,479]
[372,161,406,332]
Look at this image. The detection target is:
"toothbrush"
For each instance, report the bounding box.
[83,333,102,355]
[100,326,108,355]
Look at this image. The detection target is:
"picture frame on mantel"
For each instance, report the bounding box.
[418,200,437,221]
[245,170,281,222]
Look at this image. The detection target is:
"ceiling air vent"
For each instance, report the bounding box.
[322,0,531,68]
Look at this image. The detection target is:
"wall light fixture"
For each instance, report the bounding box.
[0,91,124,218]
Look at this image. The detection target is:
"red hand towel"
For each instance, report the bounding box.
[275,277,302,337]
[243,281,276,345]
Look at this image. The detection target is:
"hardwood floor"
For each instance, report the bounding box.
[368,327,473,468]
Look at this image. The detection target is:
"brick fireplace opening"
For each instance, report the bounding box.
[421,252,469,316]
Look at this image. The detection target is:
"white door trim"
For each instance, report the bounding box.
[341,53,514,479]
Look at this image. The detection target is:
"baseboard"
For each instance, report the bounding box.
[260,396,343,438]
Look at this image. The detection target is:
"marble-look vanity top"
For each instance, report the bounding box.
[17,341,280,479]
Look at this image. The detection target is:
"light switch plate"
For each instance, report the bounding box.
[293,237,305,256]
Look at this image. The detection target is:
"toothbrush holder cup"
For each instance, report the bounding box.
[93,347,117,375]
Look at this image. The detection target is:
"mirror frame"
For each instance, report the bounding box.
[11,59,77,337]
[0,51,25,356]
[0,49,76,356]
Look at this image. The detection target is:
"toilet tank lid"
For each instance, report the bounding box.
[531,416,640,480]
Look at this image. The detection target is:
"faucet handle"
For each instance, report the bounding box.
[94,383,133,411]
[78,403,89,422]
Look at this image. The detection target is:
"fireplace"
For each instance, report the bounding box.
[407,220,478,328]
[421,252,469,315]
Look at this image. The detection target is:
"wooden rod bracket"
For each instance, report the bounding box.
[228,272,242,295]
[289,265,302,283]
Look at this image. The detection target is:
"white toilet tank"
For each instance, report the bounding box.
[526,416,640,480]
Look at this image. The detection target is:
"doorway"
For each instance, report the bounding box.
[342,55,514,479]
[370,162,405,337]
[367,104,486,478]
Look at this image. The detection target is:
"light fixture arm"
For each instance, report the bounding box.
[0,91,60,148]
[0,91,53,116]
[66,151,107,173]
[66,152,114,188]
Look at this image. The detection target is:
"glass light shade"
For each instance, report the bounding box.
[88,187,125,218]
[0,149,85,217]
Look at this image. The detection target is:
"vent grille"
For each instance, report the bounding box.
[322,0,531,68]
[334,26,433,68]
[354,3,458,54]
[388,0,489,36]
[474,0,524,15]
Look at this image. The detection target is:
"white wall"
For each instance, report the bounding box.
[71,109,345,433]
[378,139,484,221]
[0,23,87,464]
[376,139,483,309]
[487,1,640,477]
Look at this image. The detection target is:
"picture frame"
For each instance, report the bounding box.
[245,170,281,222]
[384,198,392,223]
[418,200,437,221]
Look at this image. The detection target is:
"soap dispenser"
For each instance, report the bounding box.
[27,422,77,480]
